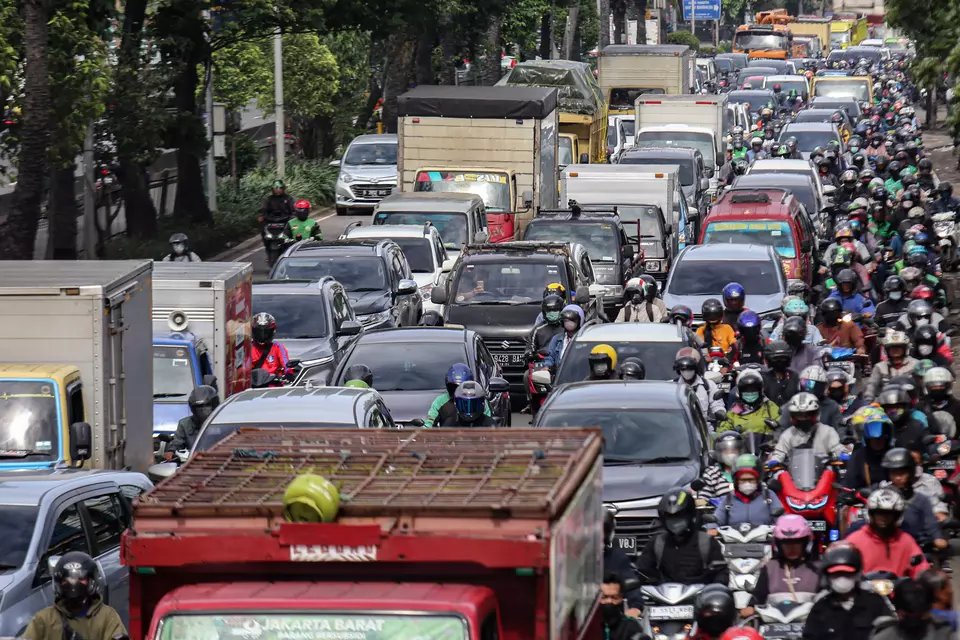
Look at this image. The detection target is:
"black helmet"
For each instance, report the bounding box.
[939,181,953,197]
[820,543,863,575]
[344,363,374,387]
[658,488,697,539]
[701,298,723,323]
[906,251,929,270]
[782,316,807,347]
[841,169,858,187]
[887,160,902,179]
[252,311,277,345]
[53,551,101,608]
[836,268,858,289]
[560,306,582,330]
[736,368,764,397]
[419,310,444,327]
[541,293,564,323]
[884,275,906,295]
[169,232,189,255]
[878,386,911,422]
[693,587,737,637]
[881,447,915,474]
[765,339,792,369]
[619,357,646,381]
[188,385,220,423]
[914,324,939,351]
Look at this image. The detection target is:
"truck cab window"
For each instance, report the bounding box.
[481,612,499,640]
[67,382,84,426]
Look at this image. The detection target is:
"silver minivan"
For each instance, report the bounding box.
[333,134,398,215]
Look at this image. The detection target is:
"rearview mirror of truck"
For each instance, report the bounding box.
[69,422,92,465]
[521,190,533,210]
[202,374,218,390]
[431,287,448,305]
[579,152,590,164]
[475,230,489,243]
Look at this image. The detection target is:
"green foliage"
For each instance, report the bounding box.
[667,30,700,52]
[717,40,731,54]
[214,40,271,113]
[257,33,339,119]
[216,132,260,177]
[501,0,550,55]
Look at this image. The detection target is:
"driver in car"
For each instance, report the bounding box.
[455,269,488,302]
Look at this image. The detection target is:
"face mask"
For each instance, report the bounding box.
[172,243,186,254]
[631,293,643,305]
[830,576,857,594]
[193,406,214,422]
[601,603,624,627]
[914,318,929,327]
[563,320,578,332]
[770,358,789,372]
[900,615,928,635]
[824,315,840,327]
[889,291,903,301]
[664,515,691,538]
[721,452,739,468]
[296,212,309,221]
[738,481,758,495]
[828,387,846,402]
[742,391,760,404]
[680,369,696,382]
[546,311,561,323]
[919,344,933,356]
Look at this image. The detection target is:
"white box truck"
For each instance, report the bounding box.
[151,261,253,437]
[397,85,559,237]
[598,45,695,115]
[0,261,153,472]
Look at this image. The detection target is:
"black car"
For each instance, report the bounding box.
[534,380,711,556]
[252,277,363,385]
[430,241,604,400]
[268,238,422,330]
[617,146,710,222]
[329,327,511,426]
[522,209,639,317]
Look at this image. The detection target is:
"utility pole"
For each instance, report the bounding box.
[274,26,285,178]
[82,123,96,259]
[205,61,217,212]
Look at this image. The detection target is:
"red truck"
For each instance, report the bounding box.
[123,428,603,640]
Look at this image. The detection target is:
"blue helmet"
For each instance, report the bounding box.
[914,232,930,247]
[445,363,474,396]
[454,380,486,423]
[737,310,761,337]
[722,282,745,309]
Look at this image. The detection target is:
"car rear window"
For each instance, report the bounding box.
[555,340,681,383]
[337,341,467,391]
[703,220,796,259]
[668,259,782,295]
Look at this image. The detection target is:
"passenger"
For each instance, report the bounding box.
[871,578,953,639]
[675,349,726,421]
[540,305,584,371]
[845,487,930,578]
[717,370,780,436]
[697,431,741,500]
[688,588,738,640]
[600,573,645,640]
[615,277,666,322]
[710,454,783,529]
[438,381,496,427]
[618,357,646,380]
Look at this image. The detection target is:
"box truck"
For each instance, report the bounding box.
[598,44,695,114]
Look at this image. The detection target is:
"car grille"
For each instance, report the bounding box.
[482,336,527,380]
[352,183,395,199]
[617,515,661,551]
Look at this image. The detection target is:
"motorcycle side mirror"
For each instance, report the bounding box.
[690,478,706,492]
[767,478,783,493]
[286,359,302,369]
[945,327,957,337]
[623,578,642,593]
[701,513,718,524]
[407,418,425,427]
[764,419,779,430]
[713,390,727,401]
[147,462,179,484]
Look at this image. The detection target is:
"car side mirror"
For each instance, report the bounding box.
[441,258,456,273]
[522,190,534,209]
[329,159,341,167]
[715,152,724,167]
[488,376,510,394]
[69,422,92,465]
[396,279,418,296]
[202,374,218,390]
[431,287,448,305]
[690,478,706,491]
[622,245,635,259]
[475,231,489,243]
[700,177,710,191]
[580,152,590,164]
[823,184,836,195]
[338,319,362,336]
[147,461,179,484]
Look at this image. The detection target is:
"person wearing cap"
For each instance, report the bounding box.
[709,454,782,530]
[872,578,953,640]
[260,178,296,227]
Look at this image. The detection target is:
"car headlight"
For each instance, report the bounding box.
[599,285,623,297]
[358,310,392,326]
[338,171,354,184]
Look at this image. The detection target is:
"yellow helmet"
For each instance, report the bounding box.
[543,282,567,300]
[589,343,618,371]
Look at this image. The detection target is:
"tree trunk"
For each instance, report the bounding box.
[562,7,580,59]
[439,18,457,84]
[481,17,502,85]
[599,0,611,48]
[357,45,387,130]
[172,47,211,224]
[539,7,553,59]
[50,163,77,259]
[634,0,647,44]
[2,0,50,260]
[415,25,435,85]
[613,0,627,45]
[382,32,415,133]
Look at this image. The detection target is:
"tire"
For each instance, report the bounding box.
[336,206,348,216]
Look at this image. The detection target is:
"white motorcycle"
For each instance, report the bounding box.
[933,211,959,271]
[717,523,774,609]
[751,592,816,639]
[639,583,705,640]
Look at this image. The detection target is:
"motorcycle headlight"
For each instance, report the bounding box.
[871,579,895,596]
[808,495,829,510]
[731,572,759,591]
[338,171,354,184]
[938,442,952,456]
[785,496,807,510]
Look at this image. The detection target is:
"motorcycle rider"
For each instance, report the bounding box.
[735,311,766,366]
[698,431,742,500]
[162,232,201,262]
[675,349,726,421]
[23,551,127,640]
[425,363,491,428]
[721,282,745,327]
[586,344,619,381]
[523,293,565,410]
[771,392,844,462]
[635,488,728,586]
[710,454,783,529]
[600,573,645,640]
[845,487,930,577]
[898,298,950,336]
[879,447,947,550]
[878,384,929,453]
[930,181,960,214]
[871,578,953,640]
[742,515,818,618]
[782,316,822,375]
[259,179,296,241]
[165,385,219,460]
[826,369,866,422]
[924,366,960,428]
[718,370,780,436]
[697,299,736,360]
[251,312,293,378]
[919,570,957,631]
[439,381,496,427]
[865,330,918,401]
[910,324,952,366]
[817,298,866,353]
[688,588,738,640]
[540,305,584,372]
[615,278,666,322]
[780,366,842,430]
[282,200,323,242]
[762,341,800,407]
[802,543,891,640]
[828,269,876,315]
[876,275,910,328]
[769,299,823,345]
[619,357,646,380]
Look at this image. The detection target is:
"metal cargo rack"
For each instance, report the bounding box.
[462,241,572,257]
[136,428,602,520]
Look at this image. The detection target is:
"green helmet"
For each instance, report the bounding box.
[272,179,286,189]
[344,379,370,389]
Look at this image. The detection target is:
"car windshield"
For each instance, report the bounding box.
[814,80,870,101]
[195,421,356,452]
[703,220,796,259]
[635,132,712,169]
[669,259,782,295]
[559,136,574,167]
[621,119,635,138]
[793,111,840,124]
[336,342,467,391]
[158,613,467,640]
[618,154,694,186]
[555,340,682,383]
[781,129,840,153]
[153,345,196,400]
[764,78,809,97]
[609,88,664,110]
[343,143,397,165]
[846,49,881,63]
[734,32,789,50]
[253,293,329,339]
[727,92,775,113]
[374,211,468,249]
[383,237,433,273]
[272,257,387,292]
[538,408,692,462]
[714,58,734,73]
[414,170,511,212]
[524,221,618,262]
[0,380,59,462]
[812,99,859,117]
[453,260,565,305]
[0,505,39,571]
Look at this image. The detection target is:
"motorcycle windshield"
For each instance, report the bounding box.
[787,448,822,492]
[742,432,771,456]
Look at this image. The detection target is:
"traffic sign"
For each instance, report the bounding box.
[682,0,720,21]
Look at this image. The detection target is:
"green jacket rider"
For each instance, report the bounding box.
[283,199,323,242]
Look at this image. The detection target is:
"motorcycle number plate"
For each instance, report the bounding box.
[808,520,827,532]
[827,362,855,376]
[648,606,694,620]
[933,459,957,470]
[722,543,768,558]
[614,536,637,552]
[760,623,804,637]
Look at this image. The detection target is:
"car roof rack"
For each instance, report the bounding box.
[536,200,621,221]
[724,187,791,205]
[462,241,571,256]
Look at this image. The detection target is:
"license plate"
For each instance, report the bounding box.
[615,536,636,552]
[933,459,957,469]
[808,520,827,532]
[827,361,855,376]
[722,543,768,558]
[492,353,524,368]
[760,623,804,637]
[648,605,694,620]
[375,189,391,196]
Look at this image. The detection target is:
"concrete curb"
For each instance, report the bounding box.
[211,205,335,262]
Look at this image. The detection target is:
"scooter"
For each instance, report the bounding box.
[749,592,816,639]
[717,524,774,609]
[767,449,844,550]
[933,210,959,271]
[638,583,705,640]
[260,219,290,267]
[823,346,868,387]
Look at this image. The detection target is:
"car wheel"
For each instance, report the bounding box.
[336,206,348,216]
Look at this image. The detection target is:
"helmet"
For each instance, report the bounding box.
[841,169,858,187]
[720,628,764,640]
[543,282,567,301]
[906,251,929,270]
[819,297,843,324]
[419,310,444,326]
[906,299,934,328]
[736,310,761,340]
[881,447,915,474]
[252,312,277,345]
[272,179,286,189]
[892,579,935,616]
[714,431,744,469]
[787,392,820,431]
[913,359,935,381]
[343,379,369,389]
[693,587,737,637]
[169,232,189,255]
[560,304,584,330]
[821,543,863,575]
[883,275,906,296]
[619,357,646,381]
[722,282,745,311]
[787,279,809,301]
[866,486,906,532]
[773,83,782,93]
[913,324,939,358]
[835,224,854,242]
[782,316,807,347]
[702,298,724,323]
[901,267,923,291]
[732,158,749,175]
[939,181,954,197]
[188,385,219,425]
[924,366,954,401]
[669,305,694,326]
[589,344,618,378]
[345,363,374,388]
[541,293,565,324]
[736,369,764,401]
[854,406,893,441]
[454,381,487,423]
[658,488,697,539]
[773,514,813,560]
[445,363,473,396]
[783,298,809,319]
[799,365,827,397]
[878,385,911,424]
[294,199,311,219]
[765,340,792,370]
[674,350,701,381]
[53,551,101,608]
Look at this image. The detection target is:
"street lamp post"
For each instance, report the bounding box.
[274,26,285,178]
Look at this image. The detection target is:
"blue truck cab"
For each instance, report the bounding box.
[152,332,217,438]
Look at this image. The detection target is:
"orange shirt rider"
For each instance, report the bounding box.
[696,299,737,360]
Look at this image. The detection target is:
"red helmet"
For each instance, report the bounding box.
[720,628,764,640]
[910,285,935,301]
[294,199,311,211]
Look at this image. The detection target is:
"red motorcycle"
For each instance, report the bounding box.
[767,448,844,549]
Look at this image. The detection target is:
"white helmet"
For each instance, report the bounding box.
[866,487,905,522]
[787,391,820,414]
[882,330,910,347]
[924,367,954,389]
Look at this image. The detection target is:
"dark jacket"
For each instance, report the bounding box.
[893,417,931,453]
[843,445,889,490]
[802,590,891,640]
[875,298,909,328]
[634,531,728,586]
[437,411,496,427]
[870,616,954,640]
[168,415,202,453]
[605,616,648,640]
[23,596,126,640]
[525,321,564,356]
[260,193,296,223]
[763,369,800,407]
[737,339,766,366]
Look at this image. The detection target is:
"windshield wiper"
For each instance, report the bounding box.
[153,393,187,399]
[603,456,644,465]
[635,456,691,465]
[0,450,47,459]
[290,335,322,339]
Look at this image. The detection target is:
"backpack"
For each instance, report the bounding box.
[653,530,712,571]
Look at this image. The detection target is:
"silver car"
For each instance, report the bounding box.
[333,134,398,215]
[0,469,153,635]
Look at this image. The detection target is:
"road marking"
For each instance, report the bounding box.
[234,211,338,261]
